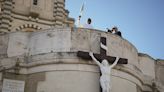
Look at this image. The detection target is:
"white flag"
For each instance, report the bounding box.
[77,2,85,27]
[80,3,85,16]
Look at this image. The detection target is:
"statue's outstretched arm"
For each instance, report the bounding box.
[109,57,119,68]
[89,52,101,67]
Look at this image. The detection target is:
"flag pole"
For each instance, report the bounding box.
[77,2,85,27]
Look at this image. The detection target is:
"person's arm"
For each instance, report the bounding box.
[89,52,101,67]
[109,57,119,68]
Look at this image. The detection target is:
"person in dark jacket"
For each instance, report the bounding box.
[107,26,122,37]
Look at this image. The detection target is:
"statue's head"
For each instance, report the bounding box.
[102,59,109,66]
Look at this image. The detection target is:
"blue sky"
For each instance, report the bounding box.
[66,0,164,59]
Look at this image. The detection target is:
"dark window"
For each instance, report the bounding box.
[33,0,37,5]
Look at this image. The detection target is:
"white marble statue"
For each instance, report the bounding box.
[89,52,119,92]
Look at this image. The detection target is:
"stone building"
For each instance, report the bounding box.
[0,0,163,92]
[0,0,74,34]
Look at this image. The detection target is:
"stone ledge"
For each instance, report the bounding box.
[138,53,155,60]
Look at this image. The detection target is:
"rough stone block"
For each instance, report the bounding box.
[7,32,30,57]
[90,31,101,53]
[156,60,164,86]
[71,29,90,52]
[0,35,8,58]
[29,28,71,55]
[112,76,137,92]
[37,71,99,92]
[139,54,155,79]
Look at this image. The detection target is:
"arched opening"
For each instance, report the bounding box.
[15,24,42,32]
[22,28,36,32]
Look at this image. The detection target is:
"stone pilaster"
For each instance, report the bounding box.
[0,0,12,34]
[53,0,65,27]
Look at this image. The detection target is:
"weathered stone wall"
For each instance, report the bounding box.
[0,28,162,92]
[29,28,71,55]
[0,34,8,58]
[155,60,164,91]
[7,32,30,57]
[37,66,100,92]
[2,72,45,92]
[156,60,164,85]
[138,53,155,79]
[6,28,139,70]
[13,0,58,20]
[0,0,162,91]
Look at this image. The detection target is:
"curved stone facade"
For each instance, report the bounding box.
[0,28,162,92]
[0,0,163,92]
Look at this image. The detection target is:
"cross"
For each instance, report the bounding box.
[77,37,128,64]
